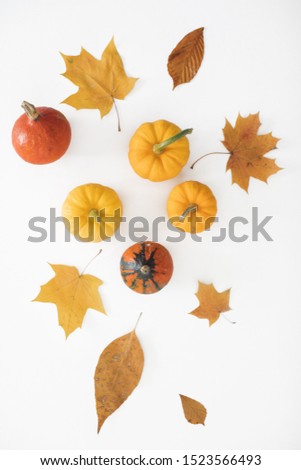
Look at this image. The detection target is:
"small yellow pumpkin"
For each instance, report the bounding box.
[62,183,123,242]
[167,181,217,233]
[128,120,192,182]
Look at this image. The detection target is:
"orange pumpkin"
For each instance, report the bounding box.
[128,120,192,182]
[120,241,173,294]
[167,181,217,233]
[62,183,123,242]
[12,101,71,164]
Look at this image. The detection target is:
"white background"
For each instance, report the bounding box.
[0,0,300,450]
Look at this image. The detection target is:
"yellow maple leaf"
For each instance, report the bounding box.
[223,113,281,192]
[33,264,106,338]
[190,282,231,326]
[61,38,138,130]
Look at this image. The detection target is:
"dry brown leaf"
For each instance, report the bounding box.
[168,28,204,89]
[94,324,144,432]
[223,113,281,192]
[33,264,106,338]
[180,394,207,425]
[190,282,231,326]
[61,38,138,130]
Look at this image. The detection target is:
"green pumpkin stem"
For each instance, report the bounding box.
[88,209,100,220]
[153,128,193,154]
[179,204,198,221]
[21,101,40,121]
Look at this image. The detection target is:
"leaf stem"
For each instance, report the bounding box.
[153,128,193,154]
[113,98,121,132]
[80,249,103,276]
[221,313,236,325]
[190,151,230,169]
[134,312,143,332]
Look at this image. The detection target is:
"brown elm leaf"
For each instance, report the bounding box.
[168,28,205,89]
[180,394,207,425]
[94,319,144,432]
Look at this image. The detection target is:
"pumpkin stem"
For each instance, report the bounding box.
[179,204,198,221]
[140,265,151,275]
[21,101,40,121]
[80,249,103,276]
[190,151,230,169]
[89,209,100,220]
[112,98,121,132]
[153,128,193,154]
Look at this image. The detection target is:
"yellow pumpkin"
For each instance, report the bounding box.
[128,120,192,182]
[167,181,217,233]
[62,183,123,242]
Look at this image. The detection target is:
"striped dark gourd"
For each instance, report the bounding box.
[120,241,173,294]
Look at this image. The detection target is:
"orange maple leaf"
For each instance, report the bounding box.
[223,113,281,191]
[190,282,231,326]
